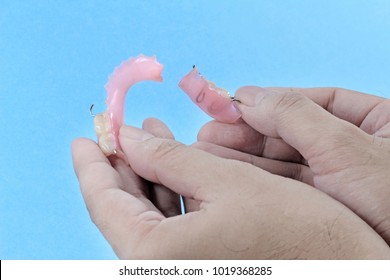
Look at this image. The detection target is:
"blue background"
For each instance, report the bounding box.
[1,0,389,259]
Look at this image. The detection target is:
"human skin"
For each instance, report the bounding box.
[72,118,390,259]
[196,86,390,246]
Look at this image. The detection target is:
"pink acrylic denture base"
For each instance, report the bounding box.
[178,68,241,123]
[103,55,163,152]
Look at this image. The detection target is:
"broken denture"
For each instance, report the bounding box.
[178,66,241,123]
[93,55,241,158]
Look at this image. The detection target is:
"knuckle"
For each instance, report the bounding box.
[290,164,304,182]
[273,92,308,116]
[148,138,185,163]
[329,123,364,150]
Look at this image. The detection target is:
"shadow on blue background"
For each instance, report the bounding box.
[1,0,389,259]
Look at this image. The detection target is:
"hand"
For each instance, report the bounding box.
[197,87,390,245]
[72,118,390,259]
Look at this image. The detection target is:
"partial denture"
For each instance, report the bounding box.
[179,67,242,123]
[93,55,163,159]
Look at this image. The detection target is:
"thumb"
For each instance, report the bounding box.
[119,125,238,201]
[235,86,369,160]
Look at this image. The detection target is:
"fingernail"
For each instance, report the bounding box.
[234,86,267,107]
[120,125,154,141]
[232,100,242,116]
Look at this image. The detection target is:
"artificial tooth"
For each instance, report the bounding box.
[98,134,116,155]
[94,113,112,135]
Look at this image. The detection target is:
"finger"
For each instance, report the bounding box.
[142,117,181,217]
[142,117,175,139]
[376,123,390,138]
[72,138,164,257]
[235,86,369,161]
[193,141,314,186]
[119,125,241,201]
[198,121,263,154]
[183,197,201,212]
[72,138,124,195]
[109,155,149,197]
[72,138,154,208]
[265,87,387,135]
[198,120,304,163]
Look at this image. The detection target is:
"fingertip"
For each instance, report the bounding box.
[71,138,90,177]
[234,86,268,107]
[71,137,109,175]
[142,117,174,139]
[142,117,163,128]
[119,124,133,139]
[197,121,215,141]
[71,137,82,150]
[197,120,231,142]
[71,137,96,155]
